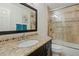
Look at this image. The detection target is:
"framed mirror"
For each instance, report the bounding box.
[0,3,37,35]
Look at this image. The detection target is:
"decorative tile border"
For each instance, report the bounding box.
[0,33,38,45]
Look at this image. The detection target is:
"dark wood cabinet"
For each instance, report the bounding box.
[28,40,52,56]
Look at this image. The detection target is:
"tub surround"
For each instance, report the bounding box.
[0,34,52,56]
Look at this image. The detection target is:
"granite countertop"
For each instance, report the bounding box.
[0,36,52,56]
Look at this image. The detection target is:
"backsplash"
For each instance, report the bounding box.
[0,32,38,45]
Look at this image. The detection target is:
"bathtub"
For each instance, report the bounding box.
[52,39,79,50]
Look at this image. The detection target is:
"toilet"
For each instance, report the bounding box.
[52,44,64,56]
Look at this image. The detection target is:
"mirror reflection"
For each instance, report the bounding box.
[0,3,37,31]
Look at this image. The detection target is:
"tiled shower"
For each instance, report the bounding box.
[52,4,79,48]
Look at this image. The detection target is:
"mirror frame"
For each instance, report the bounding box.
[0,3,37,35]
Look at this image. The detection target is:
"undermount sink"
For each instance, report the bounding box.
[18,40,39,48]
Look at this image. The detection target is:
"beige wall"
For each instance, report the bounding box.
[28,3,48,37]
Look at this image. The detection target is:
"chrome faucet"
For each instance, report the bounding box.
[22,33,26,40]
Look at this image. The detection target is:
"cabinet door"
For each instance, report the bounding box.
[45,40,52,56]
[28,40,52,56]
[28,45,46,56]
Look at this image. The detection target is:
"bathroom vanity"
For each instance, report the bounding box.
[0,35,52,56]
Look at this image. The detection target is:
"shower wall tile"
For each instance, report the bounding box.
[52,4,79,44]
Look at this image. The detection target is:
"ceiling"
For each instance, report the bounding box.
[46,3,77,11]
